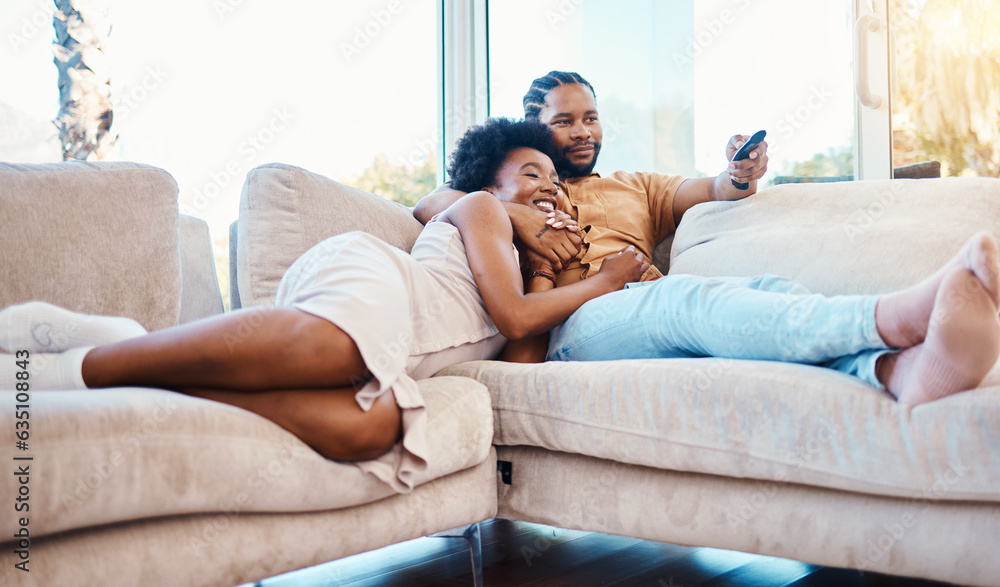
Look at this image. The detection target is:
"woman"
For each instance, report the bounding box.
[0,118,646,492]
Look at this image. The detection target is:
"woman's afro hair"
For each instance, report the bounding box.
[447,117,557,193]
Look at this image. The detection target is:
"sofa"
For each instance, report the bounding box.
[1,161,998,586]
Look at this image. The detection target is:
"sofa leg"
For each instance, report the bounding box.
[463,522,484,587]
[430,522,484,586]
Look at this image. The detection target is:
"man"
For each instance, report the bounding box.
[416,71,768,284]
[414,71,1000,406]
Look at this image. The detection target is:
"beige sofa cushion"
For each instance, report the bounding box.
[237,163,423,307]
[0,161,182,331]
[441,358,1000,503]
[0,455,499,587]
[178,214,224,323]
[493,446,1000,587]
[438,177,1000,504]
[669,177,1000,295]
[1,376,493,539]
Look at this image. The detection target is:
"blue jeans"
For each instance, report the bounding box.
[547,274,893,388]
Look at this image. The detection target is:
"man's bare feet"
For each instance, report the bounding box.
[875,231,999,348]
[880,267,1000,406]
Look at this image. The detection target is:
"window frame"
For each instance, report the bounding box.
[439,0,893,182]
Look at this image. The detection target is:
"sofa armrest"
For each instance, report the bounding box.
[670,177,1000,295]
[0,161,182,331]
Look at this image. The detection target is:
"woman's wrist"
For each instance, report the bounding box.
[525,268,557,293]
[528,270,556,284]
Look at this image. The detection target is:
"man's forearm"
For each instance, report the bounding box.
[413,184,467,224]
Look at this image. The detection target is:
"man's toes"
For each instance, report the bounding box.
[917,268,1000,400]
[964,231,1000,306]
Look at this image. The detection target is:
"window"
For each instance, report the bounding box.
[1,0,439,308]
[486,0,858,182]
[890,0,1000,178]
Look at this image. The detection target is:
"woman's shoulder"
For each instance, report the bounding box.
[437,190,502,222]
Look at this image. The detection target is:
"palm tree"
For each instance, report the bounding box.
[52,0,115,161]
[891,0,1000,177]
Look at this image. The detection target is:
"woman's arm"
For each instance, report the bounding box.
[441,191,646,341]
[415,183,584,271]
[499,252,555,363]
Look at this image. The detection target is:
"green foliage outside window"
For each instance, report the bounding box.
[350,153,437,208]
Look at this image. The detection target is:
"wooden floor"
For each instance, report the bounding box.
[252,518,963,587]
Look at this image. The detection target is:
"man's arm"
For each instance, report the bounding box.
[413,183,466,224]
[671,134,769,227]
[413,183,585,271]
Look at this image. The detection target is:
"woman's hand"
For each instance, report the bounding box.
[545,210,579,232]
[508,205,583,272]
[595,246,649,291]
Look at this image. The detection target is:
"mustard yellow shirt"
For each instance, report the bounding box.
[555,171,685,287]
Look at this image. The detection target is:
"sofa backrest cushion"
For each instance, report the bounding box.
[670,177,1000,295]
[178,214,224,322]
[0,161,182,331]
[237,163,424,307]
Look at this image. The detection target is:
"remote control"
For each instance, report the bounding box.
[730,129,766,190]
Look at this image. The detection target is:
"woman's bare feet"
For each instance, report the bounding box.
[875,231,999,348]
[879,266,1000,406]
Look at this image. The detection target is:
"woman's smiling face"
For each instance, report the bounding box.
[485,147,563,213]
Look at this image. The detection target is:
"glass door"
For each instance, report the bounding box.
[485,0,881,184]
[889,0,1000,178]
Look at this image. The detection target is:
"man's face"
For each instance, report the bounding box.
[536,84,603,178]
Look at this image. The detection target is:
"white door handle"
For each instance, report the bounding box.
[854,14,883,109]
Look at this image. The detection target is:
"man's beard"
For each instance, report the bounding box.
[555,141,601,178]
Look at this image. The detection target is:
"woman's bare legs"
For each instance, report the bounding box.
[80,306,402,460]
[81,307,368,390]
[181,386,402,461]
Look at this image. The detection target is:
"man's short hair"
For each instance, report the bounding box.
[523,71,597,120]
[447,117,557,193]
